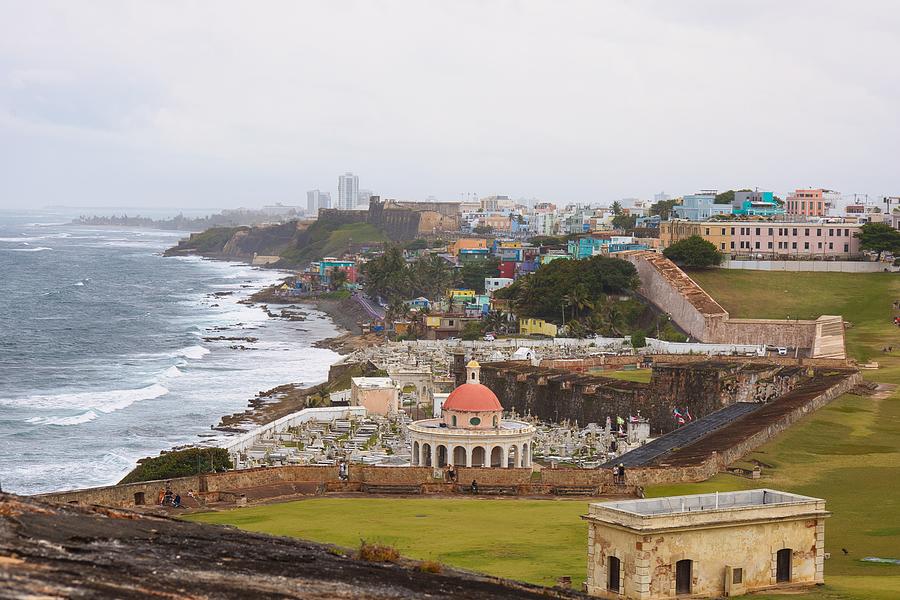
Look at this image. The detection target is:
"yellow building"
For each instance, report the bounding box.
[519,318,558,337]
[660,221,731,252]
[448,289,476,302]
[448,238,488,256]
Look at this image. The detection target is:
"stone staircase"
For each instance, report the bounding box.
[812,315,846,359]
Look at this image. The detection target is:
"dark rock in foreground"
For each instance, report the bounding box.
[0,493,583,599]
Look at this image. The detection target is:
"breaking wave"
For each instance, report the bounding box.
[176,345,210,360]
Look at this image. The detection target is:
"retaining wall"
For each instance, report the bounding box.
[712,371,862,468]
[722,259,895,273]
[622,251,847,359]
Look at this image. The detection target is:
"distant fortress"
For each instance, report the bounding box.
[318,197,461,240]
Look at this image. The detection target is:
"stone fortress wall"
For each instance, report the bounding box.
[38,362,858,510]
[622,251,846,359]
[469,356,811,435]
[317,197,460,241]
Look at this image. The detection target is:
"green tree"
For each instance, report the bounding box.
[404,238,429,251]
[611,201,623,215]
[362,245,410,301]
[119,448,232,484]
[459,257,500,293]
[330,268,348,291]
[528,235,565,247]
[715,189,752,204]
[493,255,638,324]
[461,320,485,341]
[611,214,637,230]
[473,224,494,235]
[650,199,680,220]
[630,331,647,348]
[854,222,900,260]
[412,253,454,299]
[663,235,724,267]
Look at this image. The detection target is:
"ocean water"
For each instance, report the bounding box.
[0,211,340,494]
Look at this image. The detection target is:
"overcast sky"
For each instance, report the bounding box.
[1,1,898,210]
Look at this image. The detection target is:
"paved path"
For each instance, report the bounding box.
[353,293,385,320]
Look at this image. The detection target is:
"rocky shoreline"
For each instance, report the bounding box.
[163,252,377,438]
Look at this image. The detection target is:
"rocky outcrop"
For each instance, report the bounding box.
[0,493,584,599]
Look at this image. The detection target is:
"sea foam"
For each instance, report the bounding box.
[4,383,169,414]
[176,345,210,360]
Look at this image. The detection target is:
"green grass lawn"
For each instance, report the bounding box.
[592,368,653,383]
[187,497,591,588]
[187,271,900,599]
[320,223,387,257]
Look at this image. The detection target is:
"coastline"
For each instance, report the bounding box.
[208,290,381,431]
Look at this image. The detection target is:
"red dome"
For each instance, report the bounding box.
[443,383,503,412]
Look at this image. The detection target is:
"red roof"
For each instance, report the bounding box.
[443,383,503,412]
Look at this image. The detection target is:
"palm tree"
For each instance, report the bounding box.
[330,268,348,291]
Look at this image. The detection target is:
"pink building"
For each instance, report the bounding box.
[786,189,840,217]
[729,222,861,258]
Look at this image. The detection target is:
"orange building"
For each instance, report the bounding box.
[785,189,840,217]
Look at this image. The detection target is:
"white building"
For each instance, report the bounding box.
[307,189,331,212]
[337,172,360,210]
[484,277,514,295]
[358,188,375,208]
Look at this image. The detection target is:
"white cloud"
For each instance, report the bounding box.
[0,0,898,208]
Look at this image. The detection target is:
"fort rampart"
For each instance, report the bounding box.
[622,251,846,359]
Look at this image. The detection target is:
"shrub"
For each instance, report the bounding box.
[630,332,647,348]
[663,235,723,268]
[418,560,443,573]
[119,448,232,484]
[359,541,400,563]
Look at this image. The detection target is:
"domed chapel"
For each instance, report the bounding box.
[407,361,534,468]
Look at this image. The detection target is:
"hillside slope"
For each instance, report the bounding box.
[164,219,388,267]
[0,493,584,599]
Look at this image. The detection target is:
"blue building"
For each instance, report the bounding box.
[672,193,733,221]
[732,191,785,217]
[567,236,647,259]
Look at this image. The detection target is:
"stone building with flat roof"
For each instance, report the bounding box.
[583,489,829,598]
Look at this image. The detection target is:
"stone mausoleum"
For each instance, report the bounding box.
[407,361,535,468]
[583,489,829,598]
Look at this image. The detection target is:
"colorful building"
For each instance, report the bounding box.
[660,220,862,258]
[672,193,732,221]
[318,259,356,286]
[485,277,514,295]
[785,189,840,217]
[568,236,648,259]
[519,317,558,337]
[449,238,489,257]
[732,191,784,217]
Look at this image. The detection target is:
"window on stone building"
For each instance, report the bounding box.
[469,417,481,426]
[451,415,457,426]
[732,567,743,585]
[608,556,621,592]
